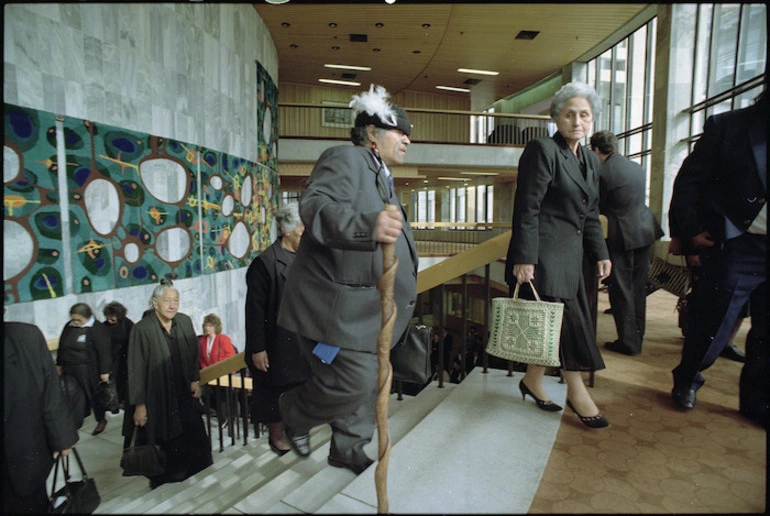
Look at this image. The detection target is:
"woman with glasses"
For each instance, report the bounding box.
[123,280,212,489]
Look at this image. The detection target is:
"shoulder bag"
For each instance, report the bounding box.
[49,447,101,514]
[120,425,167,477]
[390,323,432,384]
[486,281,563,367]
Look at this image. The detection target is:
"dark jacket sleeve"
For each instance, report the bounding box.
[90,321,112,374]
[245,257,272,357]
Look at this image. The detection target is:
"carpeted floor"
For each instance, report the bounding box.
[529,289,767,514]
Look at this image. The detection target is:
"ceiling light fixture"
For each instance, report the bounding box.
[460,171,499,176]
[385,0,396,4]
[324,64,372,71]
[266,0,291,4]
[437,177,471,181]
[328,22,337,28]
[375,22,384,28]
[319,78,361,86]
[457,68,499,76]
[436,86,470,93]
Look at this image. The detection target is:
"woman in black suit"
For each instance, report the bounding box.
[505,82,612,428]
[245,202,310,455]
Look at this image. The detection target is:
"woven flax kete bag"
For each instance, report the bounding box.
[486,281,563,367]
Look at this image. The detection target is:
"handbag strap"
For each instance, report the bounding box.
[70,447,89,479]
[513,281,542,302]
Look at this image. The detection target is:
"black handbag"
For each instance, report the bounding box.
[390,324,432,384]
[95,379,120,414]
[49,448,101,514]
[120,426,167,477]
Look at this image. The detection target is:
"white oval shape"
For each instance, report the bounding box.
[155,227,191,263]
[84,178,120,235]
[209,175,223,190]
[222,195,234,217]
[139,158,188,204]
[3,220,34,280]
[241,175,252,207]
[262,106,272,144]
[4,145,21,183]
[124,242,140,263]
[227,221,250,259]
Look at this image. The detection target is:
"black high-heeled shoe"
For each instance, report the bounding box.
[519,380,563,411]
[566,399,610,428]
[269,439,291,456]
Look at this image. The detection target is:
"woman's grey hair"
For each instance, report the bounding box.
[276,202,302,236]
[549,82,603,120]
[150,278,176,305]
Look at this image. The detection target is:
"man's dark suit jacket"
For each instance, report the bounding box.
[4,322,79,497]
[278,144,419,353]
[599,153,663,251]
[669,99,767,243]
[505,132,608,299]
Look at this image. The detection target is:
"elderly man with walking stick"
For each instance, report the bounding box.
[276,84,419,481]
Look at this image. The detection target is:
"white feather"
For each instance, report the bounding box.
[349,84,397,126]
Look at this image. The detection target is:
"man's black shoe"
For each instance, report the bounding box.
[720,343,746,363]
[327,456,374,475]
[603,307,614,315]
[671,387,696,410]
[604,341,639,356]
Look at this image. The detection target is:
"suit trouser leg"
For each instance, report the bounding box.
[280,335,378,466]
[673,234,765,392]
[739,254,768,426]
[633,245,651,341]
[607,248,641,352]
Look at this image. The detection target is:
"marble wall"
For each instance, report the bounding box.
[4,3,278,347]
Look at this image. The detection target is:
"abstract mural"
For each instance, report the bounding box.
[3,60,280,305]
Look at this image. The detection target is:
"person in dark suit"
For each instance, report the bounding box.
[668,90,767,427]
[245,201,309,456]
[590,130,663,356]
[103,301,134,408]
[277,84,419,474]
[4,321,79,514]
[125,281,213,488]
[56,302,112,435]
[505,81,612,429]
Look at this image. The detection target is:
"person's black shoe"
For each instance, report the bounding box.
[92,419,107,436]
[604,341,639,356]
[327,456,374,475]
[285,426,311,457]
[671,387,696,410]
[603,307,613,315]
[720,343,746,363]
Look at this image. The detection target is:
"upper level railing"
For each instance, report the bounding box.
[279,103,554,145]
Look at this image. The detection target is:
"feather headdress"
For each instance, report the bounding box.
[349,84,397,127]
[349,84,412,136]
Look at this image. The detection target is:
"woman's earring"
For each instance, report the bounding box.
[371,142,378,155]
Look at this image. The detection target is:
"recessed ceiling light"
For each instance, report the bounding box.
[373,48,381,52]
[375,22,384,28]
[324,64,372,71]
[289,44,298,49]
[515,30,540,40]
[422,23,431,29]
[319,79,361,86]
[413,50,421,54]
[437,177,471,181]
[331,46,340,51]
[281,22,290,28]
[436,86,470,93]
[460,172,499,176]
[457,68,499,76]
[328,22,337,28]
[267,0,291,4]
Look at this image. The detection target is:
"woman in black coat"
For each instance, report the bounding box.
[126,281,212,489]
[56,302,112,435]
[245,202,310,455]
[505,82,612,428]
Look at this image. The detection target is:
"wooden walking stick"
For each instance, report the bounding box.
[375,204,399,515]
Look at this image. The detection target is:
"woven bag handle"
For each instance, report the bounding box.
[513,280,542,302]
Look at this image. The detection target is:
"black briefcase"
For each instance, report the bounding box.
[390,324,432,385]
